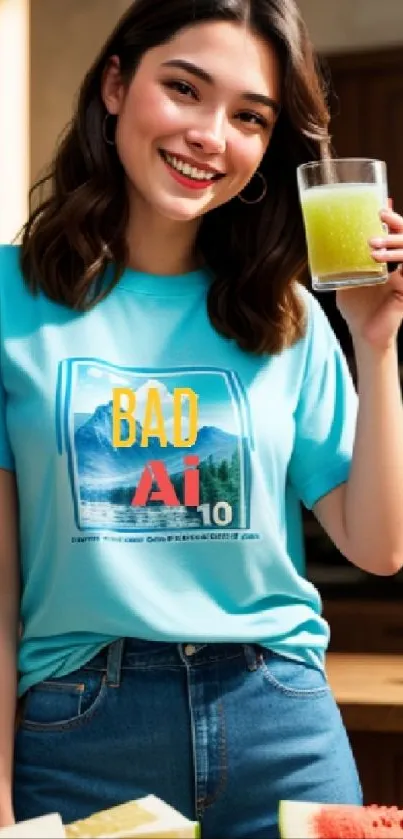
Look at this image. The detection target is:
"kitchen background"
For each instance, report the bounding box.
[1,0,403,803]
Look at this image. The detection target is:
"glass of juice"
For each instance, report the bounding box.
[297,158,389,291]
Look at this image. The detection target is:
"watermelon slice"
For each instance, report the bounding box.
[279,800,403,838]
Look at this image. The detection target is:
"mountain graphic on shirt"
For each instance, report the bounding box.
[74,400,238,493]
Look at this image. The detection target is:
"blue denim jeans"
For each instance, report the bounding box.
[14,639,362,838]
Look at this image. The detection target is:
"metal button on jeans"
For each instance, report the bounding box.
[184,644,197,656]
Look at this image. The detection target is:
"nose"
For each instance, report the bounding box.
[186,110,227,155]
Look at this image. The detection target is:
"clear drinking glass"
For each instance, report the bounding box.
[297,158,389,291]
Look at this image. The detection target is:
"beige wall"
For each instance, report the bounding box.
[297,0,403,53]
[0,0,29,243]
[30,0,403,185]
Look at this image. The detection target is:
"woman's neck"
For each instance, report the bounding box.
[125,194,202,276]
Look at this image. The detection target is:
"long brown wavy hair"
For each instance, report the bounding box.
[20,0,331,354]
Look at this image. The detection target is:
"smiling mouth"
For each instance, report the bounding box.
[159,149,224,183]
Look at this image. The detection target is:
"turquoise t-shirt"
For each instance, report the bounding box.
[0,245,357,696]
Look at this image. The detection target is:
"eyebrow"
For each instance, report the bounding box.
[161,59,280,116]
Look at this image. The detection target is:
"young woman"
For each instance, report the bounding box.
[1,0,403,836]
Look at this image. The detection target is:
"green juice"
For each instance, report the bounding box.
[301,183,387,285]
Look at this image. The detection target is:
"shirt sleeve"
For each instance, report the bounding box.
[288,292,358,510]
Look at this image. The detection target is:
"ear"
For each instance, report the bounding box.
[101,56,125,115]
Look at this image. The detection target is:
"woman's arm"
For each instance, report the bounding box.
[314,340,403,576]
[0,469,20,827]
[314,209,403,576]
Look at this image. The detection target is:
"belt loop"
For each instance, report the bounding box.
[243,644,261,672]
[106,639,124,687]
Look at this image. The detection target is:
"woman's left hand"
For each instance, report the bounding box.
[336,205,403,352]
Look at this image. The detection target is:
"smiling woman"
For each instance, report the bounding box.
[19,0,329,354]
[100,21,281,241]
[4,1,403,838]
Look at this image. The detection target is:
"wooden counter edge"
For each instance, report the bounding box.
[326,653,403,734]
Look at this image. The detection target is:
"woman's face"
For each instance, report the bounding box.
[102,20,281,223]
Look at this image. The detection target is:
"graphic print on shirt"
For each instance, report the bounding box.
[57,359,253,533]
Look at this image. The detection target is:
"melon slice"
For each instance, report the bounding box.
[279,800,403,839]
[65,795,199,838]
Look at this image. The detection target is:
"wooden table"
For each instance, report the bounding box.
[326,653,403,803]
[327,653,403,733]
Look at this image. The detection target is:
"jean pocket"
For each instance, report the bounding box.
[260,650,331,698]
[20,671,107,732]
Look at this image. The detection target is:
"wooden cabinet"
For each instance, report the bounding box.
[349,732,403,805]
[324,600,403,654]
[323,47,403,214]
[327,654,403,805]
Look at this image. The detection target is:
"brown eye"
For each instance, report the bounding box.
[164,80,198,100]
[237,111,269,129]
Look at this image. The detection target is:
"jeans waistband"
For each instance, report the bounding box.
[85,639,264,687]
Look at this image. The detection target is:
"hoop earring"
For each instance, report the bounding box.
[238,170,267,205]
[102,113,116,146]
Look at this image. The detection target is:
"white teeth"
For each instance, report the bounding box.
[164,152,216,181]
